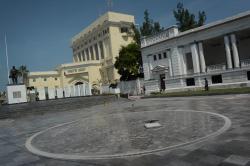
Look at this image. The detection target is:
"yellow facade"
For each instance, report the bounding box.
[71,11,135,84]
[28,11,135,90]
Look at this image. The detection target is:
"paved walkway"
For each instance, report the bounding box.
[0,94,250,165]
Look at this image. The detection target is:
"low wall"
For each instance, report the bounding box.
[118,79,144,95]
[36,83,92,101]
[101,78,144,96]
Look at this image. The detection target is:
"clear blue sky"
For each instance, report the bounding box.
[0,0,250,90]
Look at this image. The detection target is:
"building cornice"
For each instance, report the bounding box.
[141,10,250,49]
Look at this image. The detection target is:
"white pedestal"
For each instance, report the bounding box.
[7,84,27,104]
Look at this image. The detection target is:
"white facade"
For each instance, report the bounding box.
[7,84,27,104]
[141,11,250,94]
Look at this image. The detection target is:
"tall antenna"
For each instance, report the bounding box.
[5,34,10,84]
[107,0,113,11]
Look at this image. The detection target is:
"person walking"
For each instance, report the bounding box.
[204,78,209,91]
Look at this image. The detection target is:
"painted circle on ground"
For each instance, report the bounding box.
[26,110,231,160]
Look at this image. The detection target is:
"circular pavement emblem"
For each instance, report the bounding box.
[26,110,231,160]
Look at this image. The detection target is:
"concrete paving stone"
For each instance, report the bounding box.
[0,138,7,145]
[211,140,250,157]
[221,155,250,166]
[0,144,20,157]
[182,149,213,162]
[195,154,225,166]
[126,154,172,166]
[167,160,192,166]
[0,95,250,165]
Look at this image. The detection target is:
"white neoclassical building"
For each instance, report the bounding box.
[141,11,250,94]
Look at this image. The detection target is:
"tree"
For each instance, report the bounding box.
[140,10,164,36]
[18,65,29,85]
[173,2,206,32]
[153,22,163,34]
[140,10,154,36]
[131,24,141,46]
[114,43,142,81]
[114,10,163,81]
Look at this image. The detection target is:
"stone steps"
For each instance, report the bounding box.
[0,95,120,119]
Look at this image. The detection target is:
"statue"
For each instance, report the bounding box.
[9,66,18,85]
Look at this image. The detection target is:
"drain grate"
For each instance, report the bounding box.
[144,120,162,129]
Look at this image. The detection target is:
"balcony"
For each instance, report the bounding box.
[240,59,250,68]
[207,63,226,73]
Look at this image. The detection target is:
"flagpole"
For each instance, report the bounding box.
[5,33,10,84]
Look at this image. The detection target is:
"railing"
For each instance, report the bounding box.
[141,26,178,48]
[207,63,226,73]
[240,59,250,68]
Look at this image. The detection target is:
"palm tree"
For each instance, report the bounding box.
[18,65,29,85]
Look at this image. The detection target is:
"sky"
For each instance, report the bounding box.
[0,0,250,90]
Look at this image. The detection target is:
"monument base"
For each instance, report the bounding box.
[7,84,27,104]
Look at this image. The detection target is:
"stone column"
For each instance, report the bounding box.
[224,35,233,69]
[81,50,85,61]
[191,43,201,73]
[198,42,206,73]
[175,47,183,75]
[230,34,240,68]
[178,47,187,75]
[92,45,96,60]
[180,48,187,75]
[99,41,104,59]
[75,54,78,62]
[148,55,153,79]
[167,50,173,77]
[103,39,108,58]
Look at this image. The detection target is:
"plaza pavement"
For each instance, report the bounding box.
[0,94,250,166]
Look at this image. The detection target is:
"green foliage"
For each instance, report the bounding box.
[173,2,206,32]
[114,43,143,81]
[131,24,141,46]
[140,10,164,36]
[115,10,164,81]
[18,65,29,85]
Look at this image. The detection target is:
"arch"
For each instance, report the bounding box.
[75,82,83,86]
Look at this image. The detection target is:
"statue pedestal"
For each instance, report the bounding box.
[7,84,27,104]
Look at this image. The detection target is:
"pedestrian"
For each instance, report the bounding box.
[204,78,209,91]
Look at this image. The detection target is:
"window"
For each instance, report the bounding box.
[13,91,21,98]
[121,27,129,33]
[44,78,47,81]
[158,54,162,60]
[55,78,58,81]
[33,79,36,82]
[154,55,157,61]
[212,75,223,84]
[186,78,195,86]
[163,52,167,58]
[247,71,250,80]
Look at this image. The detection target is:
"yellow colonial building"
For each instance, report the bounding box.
[28,11,135,98]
